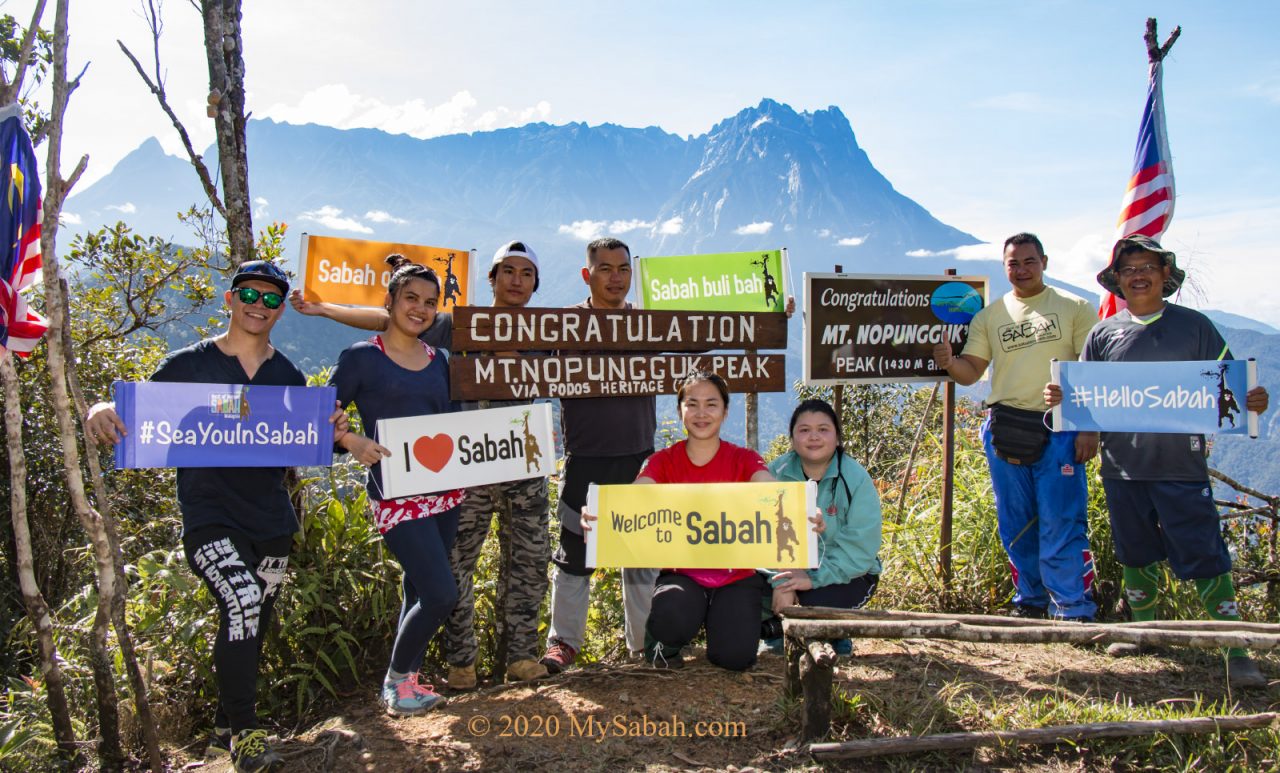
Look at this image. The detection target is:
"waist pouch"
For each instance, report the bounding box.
[988,404,1050,465]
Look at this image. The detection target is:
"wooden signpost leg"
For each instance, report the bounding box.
[939,268,958,602]
[746,349,759,450]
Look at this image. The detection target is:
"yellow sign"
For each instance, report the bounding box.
[585,481,818,569]
[298,234,472,312]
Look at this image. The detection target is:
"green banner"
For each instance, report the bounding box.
[636,249,787,312]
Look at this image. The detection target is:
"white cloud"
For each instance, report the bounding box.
[608,219,653,233]
[559,218,659,241]
[657,216,684,235]
[365,209,408,225]
[734,220,774,236]
[837,236,865,247]
[906,244,999,261]
[263,87,552,139]
[298,205,373,234]
[253,196,270,219]
[106,202,136,214]
[816,228,832,238]
[61,211,82,225]
[558,220,606,241]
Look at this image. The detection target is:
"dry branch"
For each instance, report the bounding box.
[116,37,225,218]
[0,0,49,103]
[1210,467,1279,507]
[782,618,1280,651]
[780,606,1280,634]
[1,357,81,765]
[1144,18,1181,65]
[809,712,1279,760]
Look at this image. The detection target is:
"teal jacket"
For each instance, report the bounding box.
[766,449,883,588]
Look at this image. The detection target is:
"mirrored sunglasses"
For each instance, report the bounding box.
[234,287,285,309]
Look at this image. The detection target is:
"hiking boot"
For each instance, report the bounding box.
[540,638,578,674]
[447,663,477,690]
[381,673,445,716]
[1227,655,1269,689]
[648,642,685,669]
[230,728,282,773]
[506,659,548,682]
[1051,614,1094,624]
[759,637,783,655]
[1009,604,1048,619]
[208,726,232,756]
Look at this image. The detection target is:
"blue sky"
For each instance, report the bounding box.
[32,1,1280,324]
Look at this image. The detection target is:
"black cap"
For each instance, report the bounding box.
[231,260,290,295]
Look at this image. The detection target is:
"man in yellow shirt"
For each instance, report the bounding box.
[933,233,1098,621]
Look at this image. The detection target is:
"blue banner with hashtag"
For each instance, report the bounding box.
[1053,359,1257,437]
[112,381,337,468]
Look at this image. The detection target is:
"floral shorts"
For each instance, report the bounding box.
[374,489,466,534]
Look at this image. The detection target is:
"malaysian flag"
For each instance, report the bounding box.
[1101,62,1175,318]
[0,103,45,357]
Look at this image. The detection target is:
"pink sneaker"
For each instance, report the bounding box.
[381,673,446,716]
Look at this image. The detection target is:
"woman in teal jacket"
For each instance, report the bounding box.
[764,399,882,650]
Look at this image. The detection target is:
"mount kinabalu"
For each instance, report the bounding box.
[66,98,983,300]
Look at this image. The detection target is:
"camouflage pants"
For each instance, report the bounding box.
[443,477,550,666]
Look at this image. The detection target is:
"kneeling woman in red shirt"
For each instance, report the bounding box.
[634,370,778,671]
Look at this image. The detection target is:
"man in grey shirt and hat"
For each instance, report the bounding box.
[1046,235,1270,688]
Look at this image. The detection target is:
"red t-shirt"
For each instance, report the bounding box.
[637,440,768,588]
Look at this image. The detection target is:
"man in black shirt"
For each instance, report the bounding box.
[87,261,347,772]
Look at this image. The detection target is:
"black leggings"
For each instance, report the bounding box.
[797,572,880,609]
[183,528,292,733]
[647,571,766,671]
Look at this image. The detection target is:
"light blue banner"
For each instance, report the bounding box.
[113,381,337,468]
[1053,359,1257,437]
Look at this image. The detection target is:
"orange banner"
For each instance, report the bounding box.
[298,234,472,311]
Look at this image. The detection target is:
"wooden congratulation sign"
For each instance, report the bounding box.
[451,306,786,352]
[449,353,786,401]
[804,273,988,385]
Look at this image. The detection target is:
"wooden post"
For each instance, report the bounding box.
[939,268,957,601]
[832,264,845,429]
[784,635,802,700]
[799,648,833,742]
[745,353,759,451]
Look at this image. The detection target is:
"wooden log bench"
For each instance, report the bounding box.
[780,606,1280,748]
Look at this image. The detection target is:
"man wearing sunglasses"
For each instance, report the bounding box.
[86,260,348,773]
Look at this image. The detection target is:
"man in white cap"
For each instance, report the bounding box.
[443,241,553,686]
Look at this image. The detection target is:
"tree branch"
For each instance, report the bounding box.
[1144,17,1181,65]
[117,39,226,218]
[1,0,50,103]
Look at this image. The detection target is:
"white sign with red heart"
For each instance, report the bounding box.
[376,403,555,498]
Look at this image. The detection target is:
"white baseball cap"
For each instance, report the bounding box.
[491,240,539,271]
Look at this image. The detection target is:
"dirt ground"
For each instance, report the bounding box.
[175,640,1280,772]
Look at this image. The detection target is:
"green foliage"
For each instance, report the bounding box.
[269,464,400,716]
[0,13,54,140]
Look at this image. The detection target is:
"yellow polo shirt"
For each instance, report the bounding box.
[961,286,1096,411]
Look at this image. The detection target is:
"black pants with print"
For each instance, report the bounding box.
[183,527,292,733]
